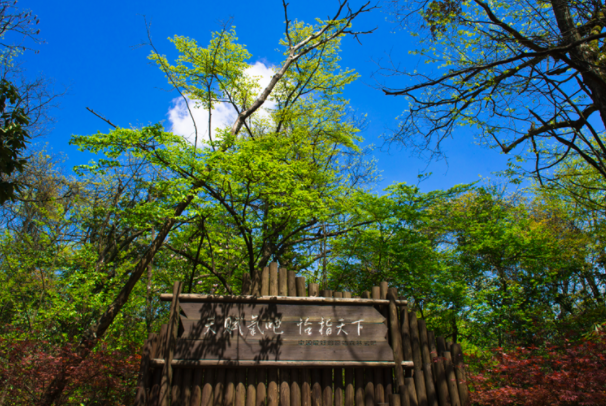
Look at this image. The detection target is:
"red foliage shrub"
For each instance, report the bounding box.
[467,331,606,405]
[0,330,140,405]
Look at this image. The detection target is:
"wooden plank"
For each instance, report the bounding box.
[418,320,437,406]
[450,344,469,406]
[291,368,302,406]
[312,369,322,406]
[281,368,292,406]
[433,357,450,406]
[279,267,288,296]
[269,263,279,297]
[151,359,414,368]
[400,307,413,363]
[322,367,333,406]
[182,369,193,406]
[166,294,408,306]
[363,368,374,406]
[179,303,387,325]
[256,369,267,406]
[372,287,385,406]
[214,369,226,406]
[135,335,155,406]
[387,289,405,391]
[442,352,460,406]
[288,271,297,297]
[300,280,310,406]
[192,369,204,406]
[334,367,343,406]
[262,267,270,297]
[246,370,256,406]
[354,368,364,406]
[171,368,182,406]
[172,338,393,362]
[201,369,215,406]
[302,366,312,406]
[408,312,427,406]
[179,317,387,341]
[344,368,354,406]
[320,290,333,406]
[150,328,165,406]
[224,369,236,406]
[296,277,307,297]
[235,368,247,406]
[405,377,418,406]
[160,282,183,406]
[434,337,450,406]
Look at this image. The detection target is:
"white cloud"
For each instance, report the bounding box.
[167,61,276,146]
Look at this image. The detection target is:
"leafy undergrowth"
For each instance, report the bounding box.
[467,331,606,405]
[0,329,140,405]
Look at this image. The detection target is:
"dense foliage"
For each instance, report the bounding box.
[1,1,606,405]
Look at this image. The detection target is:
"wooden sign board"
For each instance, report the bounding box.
[176,302,392,363]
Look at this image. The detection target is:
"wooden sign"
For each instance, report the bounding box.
[175,302,393,363]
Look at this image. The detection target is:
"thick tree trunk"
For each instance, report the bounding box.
[37,197,193,406]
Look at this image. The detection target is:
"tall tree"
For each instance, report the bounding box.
[38,2,375,404]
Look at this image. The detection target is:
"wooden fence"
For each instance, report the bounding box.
[134,262,470,406]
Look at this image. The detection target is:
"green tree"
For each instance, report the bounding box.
[38,3,375,404]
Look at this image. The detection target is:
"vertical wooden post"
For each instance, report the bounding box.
[312,369,323,406]
[214,369,226,406]
[288,271,297,297]
[225,369,237,406]
[320,290,333,406]
[246,370,257,406]
[191,369,204,406]
[334,292,343,406]
[344,368,354,406]
[236,369,247,406]
[371,287,385,406]
[135,334,156,406]
[300,279,311,406]
[308,283,319,297]
[432,354,449,406]
[279,267,291,406]
[256,370,267,406]
[160,281,183,406]
[387,289,405,393]
[261,267,270,296]
[364,368,374,406]
[171,368,182,406]
[408,311,427,406]
[418,320,438,406]
[442,352,460,406]
[279,267,288,296]
[201,369,215,406]
[270,262,279,296]
[450,344,469,406]
[291,272,302,406]
[182,369,193,406]
[355,368,364,406]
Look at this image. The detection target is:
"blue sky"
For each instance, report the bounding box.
[20,0,511,192]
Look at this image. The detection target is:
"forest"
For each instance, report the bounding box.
[1,0,606,404]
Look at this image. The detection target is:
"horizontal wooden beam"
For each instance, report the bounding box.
[159,294,408,306]
[150,358,414,368]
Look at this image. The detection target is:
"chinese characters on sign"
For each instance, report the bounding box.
[200,315,366,338]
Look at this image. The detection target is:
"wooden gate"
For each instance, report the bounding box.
[134,263,470,406]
